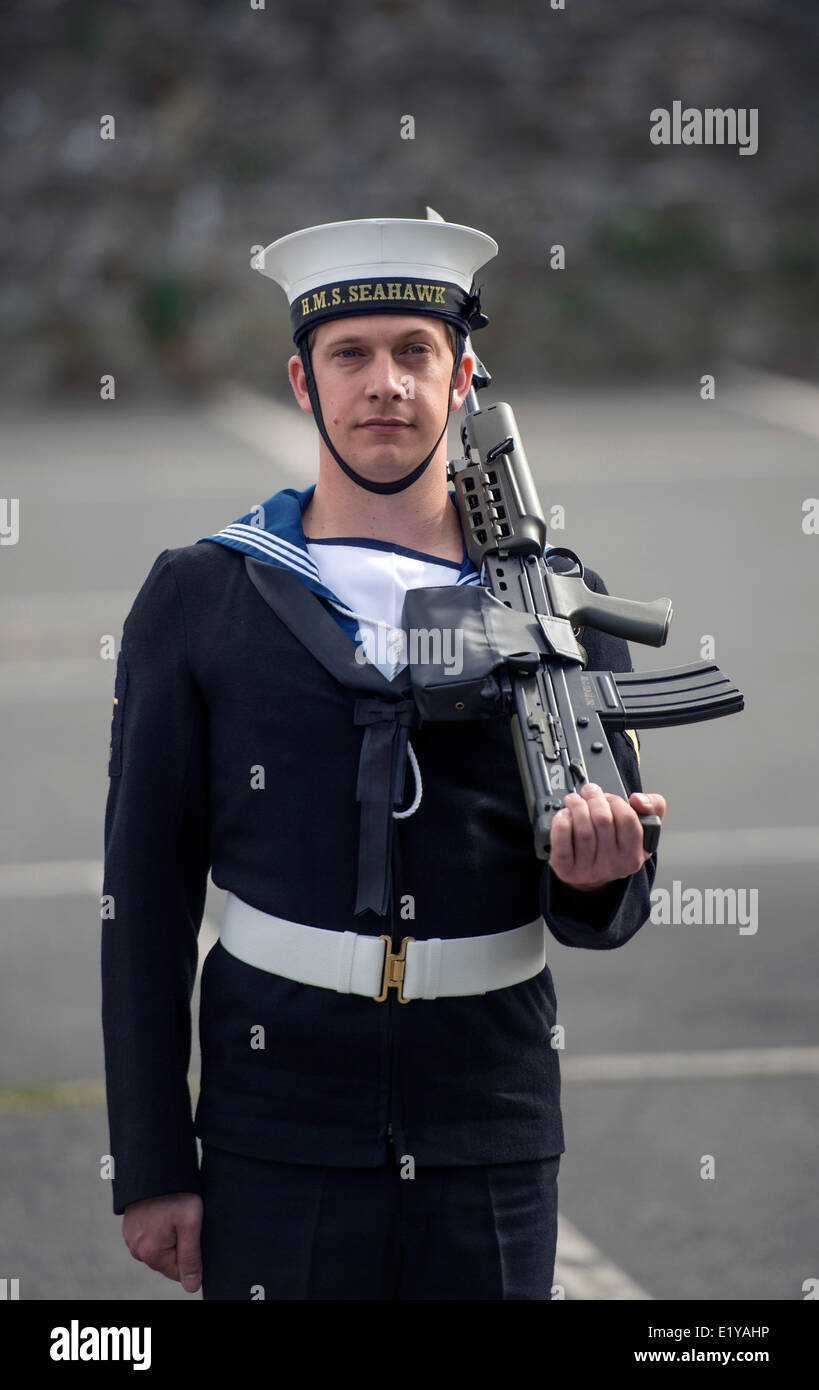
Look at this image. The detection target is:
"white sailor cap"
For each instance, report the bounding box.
[252,215,498,344]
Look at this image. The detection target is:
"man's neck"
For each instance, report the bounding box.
[301,457,464,564]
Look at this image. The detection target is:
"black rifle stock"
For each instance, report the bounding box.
[404,379,744,864]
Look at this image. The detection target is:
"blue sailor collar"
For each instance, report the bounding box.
[196,484,483,607]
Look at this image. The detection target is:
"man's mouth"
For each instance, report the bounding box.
[358,419,411,432]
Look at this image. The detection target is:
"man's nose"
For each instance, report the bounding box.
[365,349,406,396]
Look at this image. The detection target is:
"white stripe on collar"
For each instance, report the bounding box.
[197,485,483,608]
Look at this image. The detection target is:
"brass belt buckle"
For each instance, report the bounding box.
[374,935,415,1003]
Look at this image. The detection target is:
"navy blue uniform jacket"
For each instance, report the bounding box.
[101,523,656,1215]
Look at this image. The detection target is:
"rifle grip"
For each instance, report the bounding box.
[532,813,661,860]
[639,814,662,855]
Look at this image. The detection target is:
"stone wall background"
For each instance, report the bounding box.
[2,0,817,399]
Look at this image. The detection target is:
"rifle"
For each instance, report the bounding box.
[404,316,744,863]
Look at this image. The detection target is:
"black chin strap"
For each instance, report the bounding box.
[298,332,465,496]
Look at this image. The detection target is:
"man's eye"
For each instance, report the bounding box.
[335,345,430,359]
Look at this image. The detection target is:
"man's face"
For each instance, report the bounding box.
[289,314,472,487]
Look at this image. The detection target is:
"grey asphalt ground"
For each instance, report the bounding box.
[0,377,816,1300]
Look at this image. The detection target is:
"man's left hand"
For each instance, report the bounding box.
[549,785,666,892]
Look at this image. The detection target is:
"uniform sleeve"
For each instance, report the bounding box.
[540,565,658,950]
[101,549,211,1215]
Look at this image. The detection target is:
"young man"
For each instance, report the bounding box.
[102,215,664,1301]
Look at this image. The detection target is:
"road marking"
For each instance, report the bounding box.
[554,1215,654,1300]
[721,366,819,444]
[0,1075,201,1113]
[0,860,104,897]
[204,382,315,486]
[656,825,819,867]
[3,1045,817,1110]
[0,1080,109,1112]
[2,408,296,503]
[562,1046,819,1083]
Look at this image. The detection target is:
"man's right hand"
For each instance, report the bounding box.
[122,1192,203,1293]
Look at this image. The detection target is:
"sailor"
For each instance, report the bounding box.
[102,213,665,1300]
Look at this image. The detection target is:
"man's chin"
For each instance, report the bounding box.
[350,465,418,487]
[344,439,427,485]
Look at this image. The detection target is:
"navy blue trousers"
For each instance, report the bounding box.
[200,1142,560,1300]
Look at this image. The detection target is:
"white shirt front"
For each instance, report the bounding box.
[305,539,462,681]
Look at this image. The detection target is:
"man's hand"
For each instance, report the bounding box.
[550,784,666,892]
[122,1192,203,1293]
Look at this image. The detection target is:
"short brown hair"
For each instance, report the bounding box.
[306,320,457,356]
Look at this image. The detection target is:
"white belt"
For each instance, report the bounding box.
[218,891,547,1002]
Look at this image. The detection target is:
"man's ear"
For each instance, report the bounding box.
[451,352,475,411]
[288,353,313,414]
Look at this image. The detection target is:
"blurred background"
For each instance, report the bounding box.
[2,0,817,397]
[1,0,817,1304]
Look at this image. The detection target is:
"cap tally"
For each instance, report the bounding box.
[252,217,498,342]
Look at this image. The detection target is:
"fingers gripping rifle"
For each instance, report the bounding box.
[404,333,744,863]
